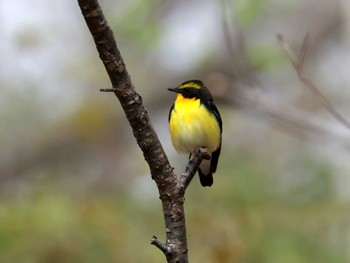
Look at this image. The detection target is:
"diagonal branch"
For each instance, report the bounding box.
[77,1,203,262]
[77,0,174,193]
[277,33,350,131]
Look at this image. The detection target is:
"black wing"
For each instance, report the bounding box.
[168,104,174,122]
[202,99,222,173]
[210,140,221,173]
[202,99,222,132]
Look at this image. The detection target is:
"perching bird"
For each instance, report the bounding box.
[168,80,222,187]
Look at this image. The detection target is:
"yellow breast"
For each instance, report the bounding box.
[169,94,221,154]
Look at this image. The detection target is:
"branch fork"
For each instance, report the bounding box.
[180,147,210,190]
[78,1,214,262]
[150,147,210,258]
[277,33,350,131]
[151,236,174,255]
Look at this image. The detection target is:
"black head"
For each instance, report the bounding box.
[168,80,213,100]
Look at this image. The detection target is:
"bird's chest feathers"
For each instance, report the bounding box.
[173,97,202,123]
[169,96,220,153]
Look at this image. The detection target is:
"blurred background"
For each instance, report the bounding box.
[1,0,350,262]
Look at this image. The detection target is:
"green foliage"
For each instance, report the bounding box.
[184,150,347,263]
[0,188,163,263]
[233,0,270,25]
[0,150,347,262]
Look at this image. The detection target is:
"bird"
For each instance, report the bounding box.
[168,80,222,187]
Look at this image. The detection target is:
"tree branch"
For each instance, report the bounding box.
[77,0,175,201]
[180,148,210,190]
[77,1,207,262]
[277,33,350,131]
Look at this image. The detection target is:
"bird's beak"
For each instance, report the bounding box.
[168,87,179,93]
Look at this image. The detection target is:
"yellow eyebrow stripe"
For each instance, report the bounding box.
[179,82,201,89]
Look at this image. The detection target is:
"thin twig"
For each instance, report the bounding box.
[297,32,311,69]
[219,0,258,87]
[100,88,117,92]
[151,236,173,255]
[276,33,298,63]
[220,0,240,78]
[180,148,210,190]
[277,33,350,131]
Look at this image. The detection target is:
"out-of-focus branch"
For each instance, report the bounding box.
[219,0,258,87]
[214,80,350,150]
[220,0,242,78]
[277,33,350,131]
[218,3,350,144]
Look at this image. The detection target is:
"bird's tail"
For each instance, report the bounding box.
[198,168,213,187]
